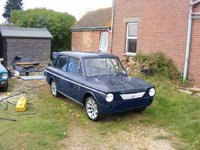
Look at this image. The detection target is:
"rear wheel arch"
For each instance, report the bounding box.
[49,77,54,85]
[50,79,59,97]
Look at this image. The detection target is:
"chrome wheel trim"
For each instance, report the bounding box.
[51,81,57,96]
[86,97,98,120]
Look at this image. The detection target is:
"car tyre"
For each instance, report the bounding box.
[85,96,100,121]
[134,107,146,113]
[1,81,8,92]
[51,80,59,97]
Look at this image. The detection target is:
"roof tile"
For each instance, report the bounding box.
[71,7,112,31]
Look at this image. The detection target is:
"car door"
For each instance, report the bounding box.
[51,55,69,93]
[62,56,84,102]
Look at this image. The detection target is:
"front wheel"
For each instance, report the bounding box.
[51,80,59,97]
[1,81,8,92]
[85,97,100,121]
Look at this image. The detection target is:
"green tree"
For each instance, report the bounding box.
[3,0,23,20]
[10,8,76,51]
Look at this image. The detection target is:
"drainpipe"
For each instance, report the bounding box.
[183,0,200,81]
[110,0,115,54]
[183,0,193,81]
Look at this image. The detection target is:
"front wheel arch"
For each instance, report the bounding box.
[82,92,98,106]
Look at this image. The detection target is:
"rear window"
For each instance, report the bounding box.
[54,56,68,69]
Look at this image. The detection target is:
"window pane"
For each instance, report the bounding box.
[67,57,79,74]
[128,23,137,36]
[84,58,126,77]
[99,32,108,50]
[54,56,68,69]
[127,39,137,53]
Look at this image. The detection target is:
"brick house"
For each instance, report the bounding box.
[110,0,200,88]
[0,27,52,66]
[71,8,112,53]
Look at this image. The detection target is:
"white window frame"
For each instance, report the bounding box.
[99,32,108,52]
[126,23,138,55]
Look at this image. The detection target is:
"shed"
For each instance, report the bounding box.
[71,8,112,53]
[0,27,53,66]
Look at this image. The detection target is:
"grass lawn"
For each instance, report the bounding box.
[0,77,199,149]
[143,77,200,149]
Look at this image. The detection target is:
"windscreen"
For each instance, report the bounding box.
[84,58,126,77]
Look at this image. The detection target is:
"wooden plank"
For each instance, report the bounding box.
[16,62,40,66]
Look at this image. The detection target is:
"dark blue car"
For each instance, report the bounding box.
[45,52,156,121]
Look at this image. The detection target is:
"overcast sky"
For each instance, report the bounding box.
[0,0,112,23]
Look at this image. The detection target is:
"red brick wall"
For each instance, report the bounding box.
[112,0,189,70]
[72,31,111,53]
[188,5,200,88]
[112,0,200,88]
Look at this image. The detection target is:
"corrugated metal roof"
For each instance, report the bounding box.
[71,7,112,31]
[0,27,53,38]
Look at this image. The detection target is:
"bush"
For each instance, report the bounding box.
[134,52,181,81]
[10,9,76,51]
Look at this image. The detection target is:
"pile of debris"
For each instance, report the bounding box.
[8,56,46,77]
[122,56,153,76]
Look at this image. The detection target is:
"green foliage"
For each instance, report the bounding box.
[2,0,23,20]
[134,52,181,81]
[10,8,76,51]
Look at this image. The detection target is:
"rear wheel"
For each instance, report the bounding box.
[85,97,100,121]
[51,80,59,97]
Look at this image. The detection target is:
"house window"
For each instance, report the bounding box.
[99,32,108,52]
[126,23,138,55]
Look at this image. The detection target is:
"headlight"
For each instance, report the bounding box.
[105,93,114,102]
[149,88,156,97]
[2,73,8,80]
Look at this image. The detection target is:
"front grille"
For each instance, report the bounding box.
[120,92,145,100]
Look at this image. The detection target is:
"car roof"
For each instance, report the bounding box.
[58,51,118,59]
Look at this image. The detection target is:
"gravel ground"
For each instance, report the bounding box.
[59,120,176,150]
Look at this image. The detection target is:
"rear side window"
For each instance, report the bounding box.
[54,56,68,69]
[66,57,82,76]
[54,56,82,76]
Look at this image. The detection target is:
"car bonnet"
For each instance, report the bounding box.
[86,75,153,93]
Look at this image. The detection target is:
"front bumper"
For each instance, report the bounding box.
[98,97,154,114]
[0,80,8,88]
